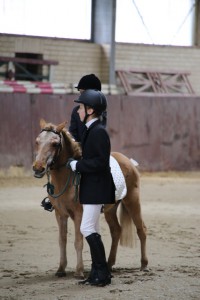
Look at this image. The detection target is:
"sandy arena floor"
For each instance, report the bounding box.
[0,172,200,300]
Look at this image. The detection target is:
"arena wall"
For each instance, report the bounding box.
[0,93,199,172]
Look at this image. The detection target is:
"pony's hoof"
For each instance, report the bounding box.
[55,271,67,277]
[74,272,84,279]
[140,266,149,272]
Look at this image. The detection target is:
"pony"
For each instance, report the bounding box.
[32,119,148,278]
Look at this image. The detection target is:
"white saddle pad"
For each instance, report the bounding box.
[110,155,127,200]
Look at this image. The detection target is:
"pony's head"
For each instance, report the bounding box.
[33,119,81,178]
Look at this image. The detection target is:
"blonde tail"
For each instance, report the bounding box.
[119,202,136,248]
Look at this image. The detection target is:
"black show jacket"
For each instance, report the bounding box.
[76,120,115,204]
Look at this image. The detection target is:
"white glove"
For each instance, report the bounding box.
[70,160,77,171]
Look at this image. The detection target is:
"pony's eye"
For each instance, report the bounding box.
[52,142,59,148]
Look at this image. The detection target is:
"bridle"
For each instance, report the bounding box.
[39,128,80,203]
[40,128,63,169]
[34,128,63,178]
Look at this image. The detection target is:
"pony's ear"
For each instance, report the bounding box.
[40,118,46,129]
[56,121,67,133]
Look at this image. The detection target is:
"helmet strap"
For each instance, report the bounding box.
[83,105,95,124]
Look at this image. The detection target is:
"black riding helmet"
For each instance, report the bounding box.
[74,89,107,123]
[75,74,101,91]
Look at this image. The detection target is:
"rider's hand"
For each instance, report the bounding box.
[66,158,77,171]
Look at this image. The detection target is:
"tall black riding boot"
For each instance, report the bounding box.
[78,262,96,285]
[85,233,111,287]
[78,236,97,285]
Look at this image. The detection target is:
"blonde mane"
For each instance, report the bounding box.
[61,128,82,159]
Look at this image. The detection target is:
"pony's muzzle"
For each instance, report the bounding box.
[34,170,45,178]
[33,161,46,178]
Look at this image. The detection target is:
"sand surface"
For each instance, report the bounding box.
[0,173,200,300]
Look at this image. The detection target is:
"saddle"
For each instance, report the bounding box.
[109,155,127,201]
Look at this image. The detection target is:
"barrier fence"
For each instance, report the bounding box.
[0,92,200,171]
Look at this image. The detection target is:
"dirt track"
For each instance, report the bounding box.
[0,173,200,300]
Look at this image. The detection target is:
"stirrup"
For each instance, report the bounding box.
[41,197,54,212]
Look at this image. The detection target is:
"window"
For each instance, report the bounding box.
[15,53,43,81]
[0,0,91,39]
[116,0,195,46]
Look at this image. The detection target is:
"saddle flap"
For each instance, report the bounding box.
[110,155,127,201]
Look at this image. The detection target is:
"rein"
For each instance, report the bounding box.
[44,169,81,200]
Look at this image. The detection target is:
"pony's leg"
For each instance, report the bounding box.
[55,210,68,277]
[104,203,121,270]
[123,190,148,271]
[73,212,84,279]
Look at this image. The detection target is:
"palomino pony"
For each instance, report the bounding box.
[33,119,148,278]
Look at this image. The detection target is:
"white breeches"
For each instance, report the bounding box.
[80,204,102,238]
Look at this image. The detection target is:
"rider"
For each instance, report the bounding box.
[41,74,105,212]
[68,89,115,287]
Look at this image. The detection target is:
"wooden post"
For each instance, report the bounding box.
[194,0,200,46]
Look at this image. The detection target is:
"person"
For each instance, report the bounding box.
[67,89,115,287]
[41,74,105,213]
[69,73,107,142]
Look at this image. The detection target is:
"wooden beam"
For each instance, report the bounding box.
[0,56,58,65]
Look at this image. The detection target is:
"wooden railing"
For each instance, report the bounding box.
[116,69,195,95]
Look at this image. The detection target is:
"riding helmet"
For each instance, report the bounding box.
[75,74,101,91]
[74,89,107,114]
